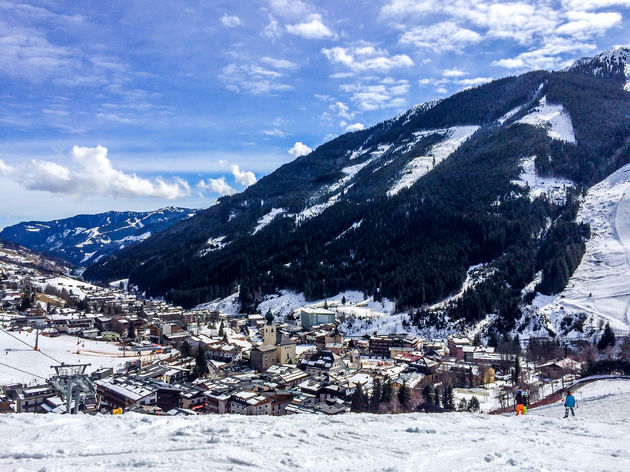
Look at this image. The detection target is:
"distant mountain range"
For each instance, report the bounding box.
[12,46,630,339]
[0,207,197,267]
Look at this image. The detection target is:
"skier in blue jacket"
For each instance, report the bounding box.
[564,391,576,418]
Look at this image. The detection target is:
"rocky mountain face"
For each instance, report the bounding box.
[0,207,197,267]
[83,48,630,337]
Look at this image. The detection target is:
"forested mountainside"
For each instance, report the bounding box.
[0,207,197,267]
[85,47,630,335]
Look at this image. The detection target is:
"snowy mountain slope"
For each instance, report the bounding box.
[387,125,479,196]
[0,207,197,266]
[0,240,71,275]
[82,49,630,329]
[524,164,630,334]
[512,155,574,205]
[569,46,630,91]
[1,379,628,472]
[516,95,576,143]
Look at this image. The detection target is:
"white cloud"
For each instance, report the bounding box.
[455,77,493,86]
[561,0,630,10]
[322,46,413,73]
[436,87,448,94]
[286,14,335,39]
[288,142,312,157]
[345,122,365,132]
[331,101,354,120]
[231,165,257,187]
[443,68,466,77]
[493,38,598,70]
[221,13,241,28]
[198,177,236,196]
[260,57,298,69]
[219,63,293,94]
[264,128,285,137]
[399,21,482,51]
[262,16,282,39]
[340,79,409,111]
[268,0,311,19]
[379,0,438,20]
[556,11,622,38]
[0,145,190,199]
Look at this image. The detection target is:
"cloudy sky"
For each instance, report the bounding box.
[1,0,629,228]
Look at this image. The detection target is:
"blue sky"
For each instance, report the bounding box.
[1,0,629,228]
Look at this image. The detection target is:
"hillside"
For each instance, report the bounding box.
[0,239,71,276]
[84,47,630,336]
[0,207,197,267]
[1,378,628,471]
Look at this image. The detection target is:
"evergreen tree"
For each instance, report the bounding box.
[382,378,394,403]
[351,383,368,412]
[195,346,209,377]
[422,385,432,403]
[512,355,521,385]
[443,385,454,410]
[457,398,468,411]
[370,378,382,412]
[127,324,135,340]
[433,386,441,407]
[218,320,225,337]
[342,296,347,305]
[19,290,33,311]
[467,396,480,412]
[398,379,411,408]
[597,323,616,350]
[180,340,192,358]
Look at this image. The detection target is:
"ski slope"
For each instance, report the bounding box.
[0,330,165,385]
[528,163,630,334]
[0,378,628,471]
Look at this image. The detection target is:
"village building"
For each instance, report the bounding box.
[369,334,422,358]
[300,307,336,330]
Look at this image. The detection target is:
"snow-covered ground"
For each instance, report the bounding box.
[512,155,573,205]
[526,163,630,334]
[1,378,628,471]
[32,277,99,300]
[0,331,165,385]
[253,208,285,234]
[497,104,524,125]
[388,125,479,196]
[517,95,576,143]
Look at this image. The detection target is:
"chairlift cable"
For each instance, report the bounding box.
[0,328,62,364]
[0,361,47,380]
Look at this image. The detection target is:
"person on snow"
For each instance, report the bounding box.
[515,390,525,415]
[522,392,529,414]
[564,391,577,418]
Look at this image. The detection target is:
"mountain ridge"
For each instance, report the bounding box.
[79,47,630,337]
[0,206,198,267]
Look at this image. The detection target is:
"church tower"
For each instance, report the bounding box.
[263,309,276,346]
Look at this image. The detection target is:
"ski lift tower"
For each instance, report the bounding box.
[48,364,99,414]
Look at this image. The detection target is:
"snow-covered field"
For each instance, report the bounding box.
[0,331,163,385]
[527,163,630,334]
[0,378,628,471]
[32,277,99,300]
